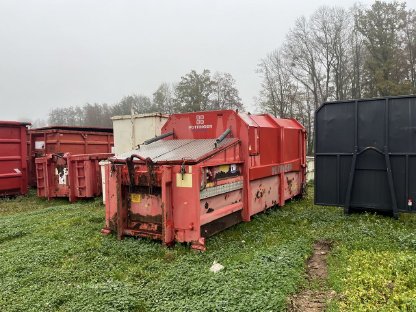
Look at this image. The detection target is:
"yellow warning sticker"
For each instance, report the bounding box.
[218,164,230,173]
[176,173,193,188]
[131,193,142,203]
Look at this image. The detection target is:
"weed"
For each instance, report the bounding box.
[0,189,415,311]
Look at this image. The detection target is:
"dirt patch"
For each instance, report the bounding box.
[288,240,335,312]
[307,240,332,282]
[288,290,336,312]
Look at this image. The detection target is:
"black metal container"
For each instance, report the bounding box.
[315,95,416,217]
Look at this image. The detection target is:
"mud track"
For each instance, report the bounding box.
[288,240,336,312]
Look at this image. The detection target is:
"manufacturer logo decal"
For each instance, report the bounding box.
[271,164,293,175]
[196,114,204,124]
[189,114,213,130]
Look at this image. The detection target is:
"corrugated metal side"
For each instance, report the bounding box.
[35,153,112,202]
[28,128,114,186]
[0,122,29,196]
[68,153,113,201]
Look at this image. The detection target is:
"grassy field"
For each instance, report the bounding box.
[1,188,416,311]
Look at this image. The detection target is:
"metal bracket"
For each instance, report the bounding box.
[344,145,398,217]
[344,146,357,215]
[125,157,136,193]
[180,161,186,180]
[384,146,399,218]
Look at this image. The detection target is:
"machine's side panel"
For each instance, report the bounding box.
[249,176,279,216]
[172,165,201,243]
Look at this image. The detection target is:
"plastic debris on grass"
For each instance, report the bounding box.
[210,261,224,273]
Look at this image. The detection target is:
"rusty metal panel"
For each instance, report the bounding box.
[36,153,112,202]
[0,121,30,196]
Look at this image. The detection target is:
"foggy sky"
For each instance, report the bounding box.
[1,0,413,122]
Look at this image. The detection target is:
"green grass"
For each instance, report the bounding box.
[0,188,416,311]
[0,189,69,215]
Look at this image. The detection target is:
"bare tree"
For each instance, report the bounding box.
[350,19,366,99]
[48,108,67,126]
[257,50,300,118]
[48,103,112,127]
[284,16,324,110]
[31,118,47,128]
[329,7,355,100]
[257,55,279,116]
[404,8,416,90]
[112,95,154,116]
[211,72,243,110]
[153,83,175,114]
[257,5,366,154]
[310,7,337,101]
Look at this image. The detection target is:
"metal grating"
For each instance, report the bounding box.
[200,181,243,199]
[115,138,237,162]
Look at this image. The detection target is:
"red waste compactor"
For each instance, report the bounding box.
[102,110,306,250]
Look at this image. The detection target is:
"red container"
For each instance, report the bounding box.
[29,126,113,186]
[36,153,113,202]
[0,121,30,196]
[102,110,306,250]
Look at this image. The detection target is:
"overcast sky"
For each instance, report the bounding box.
[1,0,414,122]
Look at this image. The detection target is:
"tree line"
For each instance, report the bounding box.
[45,1,415,155]
[257,1,416,154]
[47,70,243,128]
